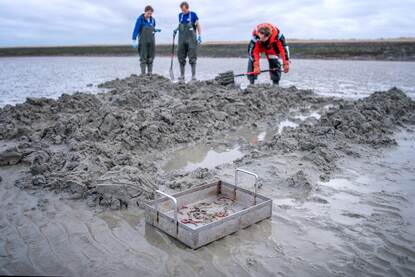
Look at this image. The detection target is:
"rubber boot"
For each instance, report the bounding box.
[140,64,146,76]
[147,63,153,76]
[178,64,185,82]
[191,64,197,81]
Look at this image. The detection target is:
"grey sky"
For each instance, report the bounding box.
[0,0,414,47]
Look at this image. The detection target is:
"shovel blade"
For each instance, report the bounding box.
[215,71,235,86]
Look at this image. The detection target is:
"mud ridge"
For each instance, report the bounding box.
[257,88,415,181]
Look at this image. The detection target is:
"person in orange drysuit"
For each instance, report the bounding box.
[247,23,290,85]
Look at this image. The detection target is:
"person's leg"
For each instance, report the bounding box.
[188,36,198,80]
[147,63,153,75]
[247,59,257,84]
[147,40,155,76]
[268,57,282,85]
[140,63,146,75]
[190,64,196,81]
[139,42,147,75]
[177,42,188,81]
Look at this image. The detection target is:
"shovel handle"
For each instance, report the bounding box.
[234,68,278,77]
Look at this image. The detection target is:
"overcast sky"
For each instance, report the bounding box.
[0,0,414,47]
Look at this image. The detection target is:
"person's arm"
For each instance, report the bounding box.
[276,35,289,73]
[193,12,202,43]
[132,16,143,40]
[249,38,261,74]
[195,20,201,36]
[173,14,181,36]
[153,18,161,32]
[278,33,290,61]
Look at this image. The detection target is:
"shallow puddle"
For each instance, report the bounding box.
[163,144,244,172]
[293,111,321,120]
[278,119,299,134]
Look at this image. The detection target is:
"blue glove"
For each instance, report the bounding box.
[154,28,161,33]
[197,35,202,44]
[173,28,178,37]
[131,39,138,49]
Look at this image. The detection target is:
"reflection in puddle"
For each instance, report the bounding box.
[257,131,267,142]
[163,144,244,172]
[231,127,274,145]
[278,119,299,134]
[294,111,321,121]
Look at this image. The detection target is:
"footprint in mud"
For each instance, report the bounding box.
[307,196,329,204]
[341,212,365,219]
[246,257,258,267]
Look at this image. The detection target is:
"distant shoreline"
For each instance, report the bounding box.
[1,39,414,61]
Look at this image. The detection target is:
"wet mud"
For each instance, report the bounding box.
[1,74,415,276]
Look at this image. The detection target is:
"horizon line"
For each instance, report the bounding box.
[1,37,414,49]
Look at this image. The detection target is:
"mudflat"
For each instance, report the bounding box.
[1,75,415,276]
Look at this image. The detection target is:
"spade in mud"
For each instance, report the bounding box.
[215,71,236,86]
[215,69,278,86]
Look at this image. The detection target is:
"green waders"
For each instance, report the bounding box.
[177,23,198,80]
[138,25,155,75]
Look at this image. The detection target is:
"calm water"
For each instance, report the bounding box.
[0,56,415,107]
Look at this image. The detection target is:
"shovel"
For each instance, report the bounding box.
[169,33,176,80]
[215,69,278,86]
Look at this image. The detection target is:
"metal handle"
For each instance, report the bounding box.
[235,168,259,196]
[155,190,178,225]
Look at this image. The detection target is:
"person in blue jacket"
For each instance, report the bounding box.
[132,5,161,75]
[173,2,202,81]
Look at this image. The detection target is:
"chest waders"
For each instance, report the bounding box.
[177,22,198,80]
[138,24,155,75]
[247,41,282,85]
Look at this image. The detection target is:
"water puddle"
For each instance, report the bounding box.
[257,131,267,142]
[232,127,274,145]
[278,119,299,134]
[163,144,244,172]
[162,109,327,172]
[293,111,321,121]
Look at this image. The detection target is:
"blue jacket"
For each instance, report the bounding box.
[179,11,199,25]
[132,14,156,40]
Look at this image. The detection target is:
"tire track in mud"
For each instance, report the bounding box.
[0,182,43,275]
[49,197,167,276]
[0,217,41,275]
[82,220,151,274]
[96,215,168,274]
[55,212,122,275]
[3,187,70,276]
[37,221,87,276]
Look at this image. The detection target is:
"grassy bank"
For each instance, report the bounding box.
[1,40,414,61]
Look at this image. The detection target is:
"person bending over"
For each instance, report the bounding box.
[247,23,290,85]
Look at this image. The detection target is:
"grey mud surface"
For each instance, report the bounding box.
[1,74,415,276]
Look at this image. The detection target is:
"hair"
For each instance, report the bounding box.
[144,5,154,12]
[258,27,271,37]
[180,1,189,9]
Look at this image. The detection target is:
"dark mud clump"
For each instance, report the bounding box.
[0,74,335,208]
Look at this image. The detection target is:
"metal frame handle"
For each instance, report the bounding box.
[155,190,178,225]
[235,168,259,196]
